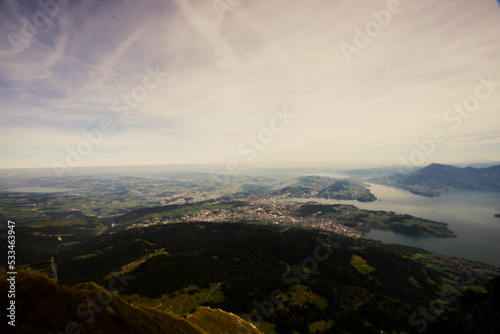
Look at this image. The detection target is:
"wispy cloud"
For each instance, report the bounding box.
[0,0,499,168]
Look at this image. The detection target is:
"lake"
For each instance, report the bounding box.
[282,184,500,266]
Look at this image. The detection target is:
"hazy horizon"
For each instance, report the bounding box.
[2,158,499,176]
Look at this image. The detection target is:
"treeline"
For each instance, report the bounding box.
[7,217,108,265]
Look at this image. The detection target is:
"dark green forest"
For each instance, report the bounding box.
[55,222,497,333]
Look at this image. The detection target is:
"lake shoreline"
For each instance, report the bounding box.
[279,185,500,266]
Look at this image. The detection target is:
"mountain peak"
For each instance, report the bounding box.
[389,163,500,196]
[426,163,450,168]
[416,163,455,174]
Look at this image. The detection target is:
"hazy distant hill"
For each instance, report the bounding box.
[380,163,500,197]
[276,175,377,202]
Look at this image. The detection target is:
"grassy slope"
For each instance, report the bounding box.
[0,270,262,334]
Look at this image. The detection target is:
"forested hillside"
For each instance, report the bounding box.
[55,222,498,333]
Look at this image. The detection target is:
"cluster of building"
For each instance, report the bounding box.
[132,197,362,239]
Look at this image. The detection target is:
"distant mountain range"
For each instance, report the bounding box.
[380,163,500,197]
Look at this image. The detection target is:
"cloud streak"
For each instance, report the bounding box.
[0,0,499,169]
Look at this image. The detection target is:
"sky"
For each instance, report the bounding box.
[0,0,499,171]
